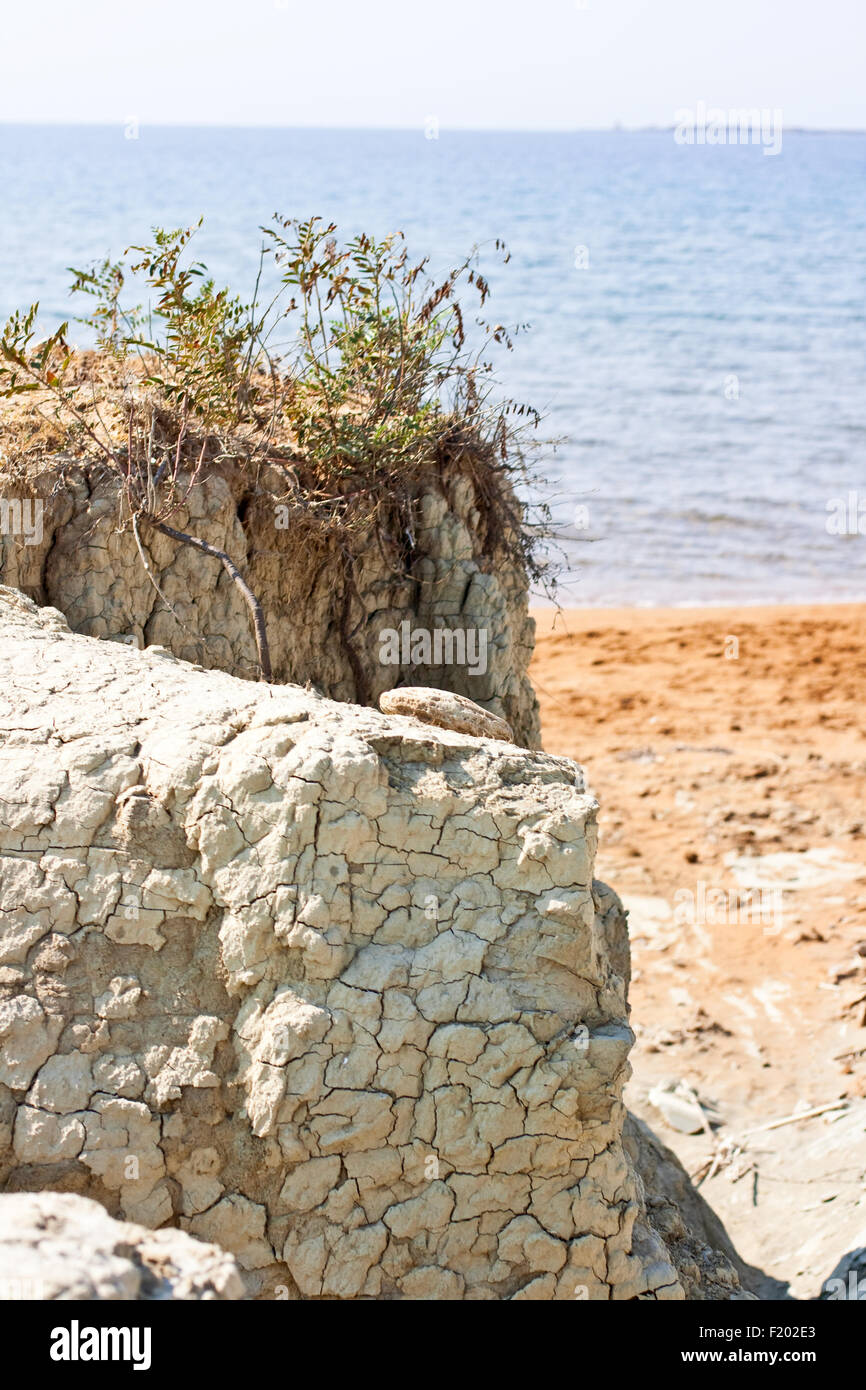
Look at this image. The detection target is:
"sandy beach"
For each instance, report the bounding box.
[531,602,866,1296]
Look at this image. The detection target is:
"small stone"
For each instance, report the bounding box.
[379,687,514,743]
[648,1081,716,1135]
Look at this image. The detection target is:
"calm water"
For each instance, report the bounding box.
[1,124,864,606]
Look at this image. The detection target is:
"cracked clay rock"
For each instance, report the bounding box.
[379,687,515,743]
[0,586,748,1300]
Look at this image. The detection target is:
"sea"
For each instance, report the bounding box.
[0,124,863,607]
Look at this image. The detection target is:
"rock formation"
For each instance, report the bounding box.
[0,1190,243,1299]
[0,460,539,745]
[623,1115,760,1300]
[0,586,749,1298]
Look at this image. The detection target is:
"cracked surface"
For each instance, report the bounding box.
[0,586,741,1298]
[0,463,540,745]
[379,688,515,743]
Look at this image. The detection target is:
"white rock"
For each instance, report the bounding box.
[0,587,748,1301]
[0,1192,244,1299]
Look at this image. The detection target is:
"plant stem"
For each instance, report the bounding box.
[146,517,272,681]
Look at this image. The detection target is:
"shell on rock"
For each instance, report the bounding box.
[378,687,515,744]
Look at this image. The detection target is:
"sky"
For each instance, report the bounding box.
[1,0,864,130]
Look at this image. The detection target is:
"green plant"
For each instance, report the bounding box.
[0,216,548,685]
[262,218,521,478]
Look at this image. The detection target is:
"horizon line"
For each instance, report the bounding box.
[1,119,865,136]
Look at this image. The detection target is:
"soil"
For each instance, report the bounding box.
[530,602,866,1299]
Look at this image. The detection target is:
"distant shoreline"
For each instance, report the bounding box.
[530,599,866,621]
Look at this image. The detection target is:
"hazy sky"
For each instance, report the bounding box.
[2,0,864,130]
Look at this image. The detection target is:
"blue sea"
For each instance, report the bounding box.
[0,125,864,606]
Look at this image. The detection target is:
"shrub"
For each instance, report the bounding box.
[0,216,547,681]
